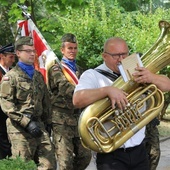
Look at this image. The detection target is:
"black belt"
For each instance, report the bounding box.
[116,143,143,152]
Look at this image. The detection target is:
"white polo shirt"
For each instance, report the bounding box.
[74,62,145,149]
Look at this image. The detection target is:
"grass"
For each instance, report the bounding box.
[0,157,37,170]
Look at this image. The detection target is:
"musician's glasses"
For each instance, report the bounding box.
[104,51,128,60]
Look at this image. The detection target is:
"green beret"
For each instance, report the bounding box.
[0,43,15,54]
[15,36,33,49]
[61,33,77,43]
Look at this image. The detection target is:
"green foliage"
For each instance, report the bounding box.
[117,0,140,11]
[2,0,170,70]
[0,157,37,170]
[43,0,89,11]
[54,1,170,68]
[0,1,14,45]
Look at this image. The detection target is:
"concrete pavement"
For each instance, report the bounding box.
[157,137,170,170]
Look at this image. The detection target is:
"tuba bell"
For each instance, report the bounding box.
[78,20,170,153]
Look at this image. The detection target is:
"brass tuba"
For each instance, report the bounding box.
[78,20,170,153]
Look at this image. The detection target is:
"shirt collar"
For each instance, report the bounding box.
[0,64,9,73]
[95,62,120,77]
[95,62,113,73]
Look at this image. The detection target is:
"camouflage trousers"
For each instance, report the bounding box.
[52,123,92,170]
[145,122,160,170]
[8,129,56,170]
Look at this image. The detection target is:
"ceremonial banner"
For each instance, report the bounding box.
[17,19,78,85]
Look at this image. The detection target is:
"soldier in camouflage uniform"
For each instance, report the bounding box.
[48,33,91,170]
[0,36,56,170]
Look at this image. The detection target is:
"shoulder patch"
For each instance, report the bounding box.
[2,76,9,81]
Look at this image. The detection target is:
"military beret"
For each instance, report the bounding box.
[15,36,33,49]
[61,33,77,43]
[0,43,15,54]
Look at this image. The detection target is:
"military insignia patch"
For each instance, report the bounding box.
[3,76,9,81]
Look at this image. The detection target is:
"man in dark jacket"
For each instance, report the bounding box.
[0,43,15,159]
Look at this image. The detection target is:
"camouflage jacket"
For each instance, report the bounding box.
[48,62,83,125]
[0,64,52,129]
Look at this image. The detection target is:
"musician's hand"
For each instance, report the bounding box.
[106,86,128,110]
[132,67,154,84]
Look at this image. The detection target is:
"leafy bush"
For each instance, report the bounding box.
[0,157,37,170]
[3,0,170,70]
[51,1,170,68]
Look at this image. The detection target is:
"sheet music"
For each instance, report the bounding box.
[118,53,143,82]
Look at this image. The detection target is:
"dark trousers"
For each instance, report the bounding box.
[0,110,11,159]
[96,143,149,170]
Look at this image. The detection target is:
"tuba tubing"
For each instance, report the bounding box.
[78,20,170,153]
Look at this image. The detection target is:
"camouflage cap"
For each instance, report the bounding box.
[61,33,77,43]
[0,43,15,54]
[15,36,33,49]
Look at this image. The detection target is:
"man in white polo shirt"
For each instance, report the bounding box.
[73,37,170,170]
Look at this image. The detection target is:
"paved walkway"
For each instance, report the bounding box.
[157,137,170,170]
[86,137,170,170]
